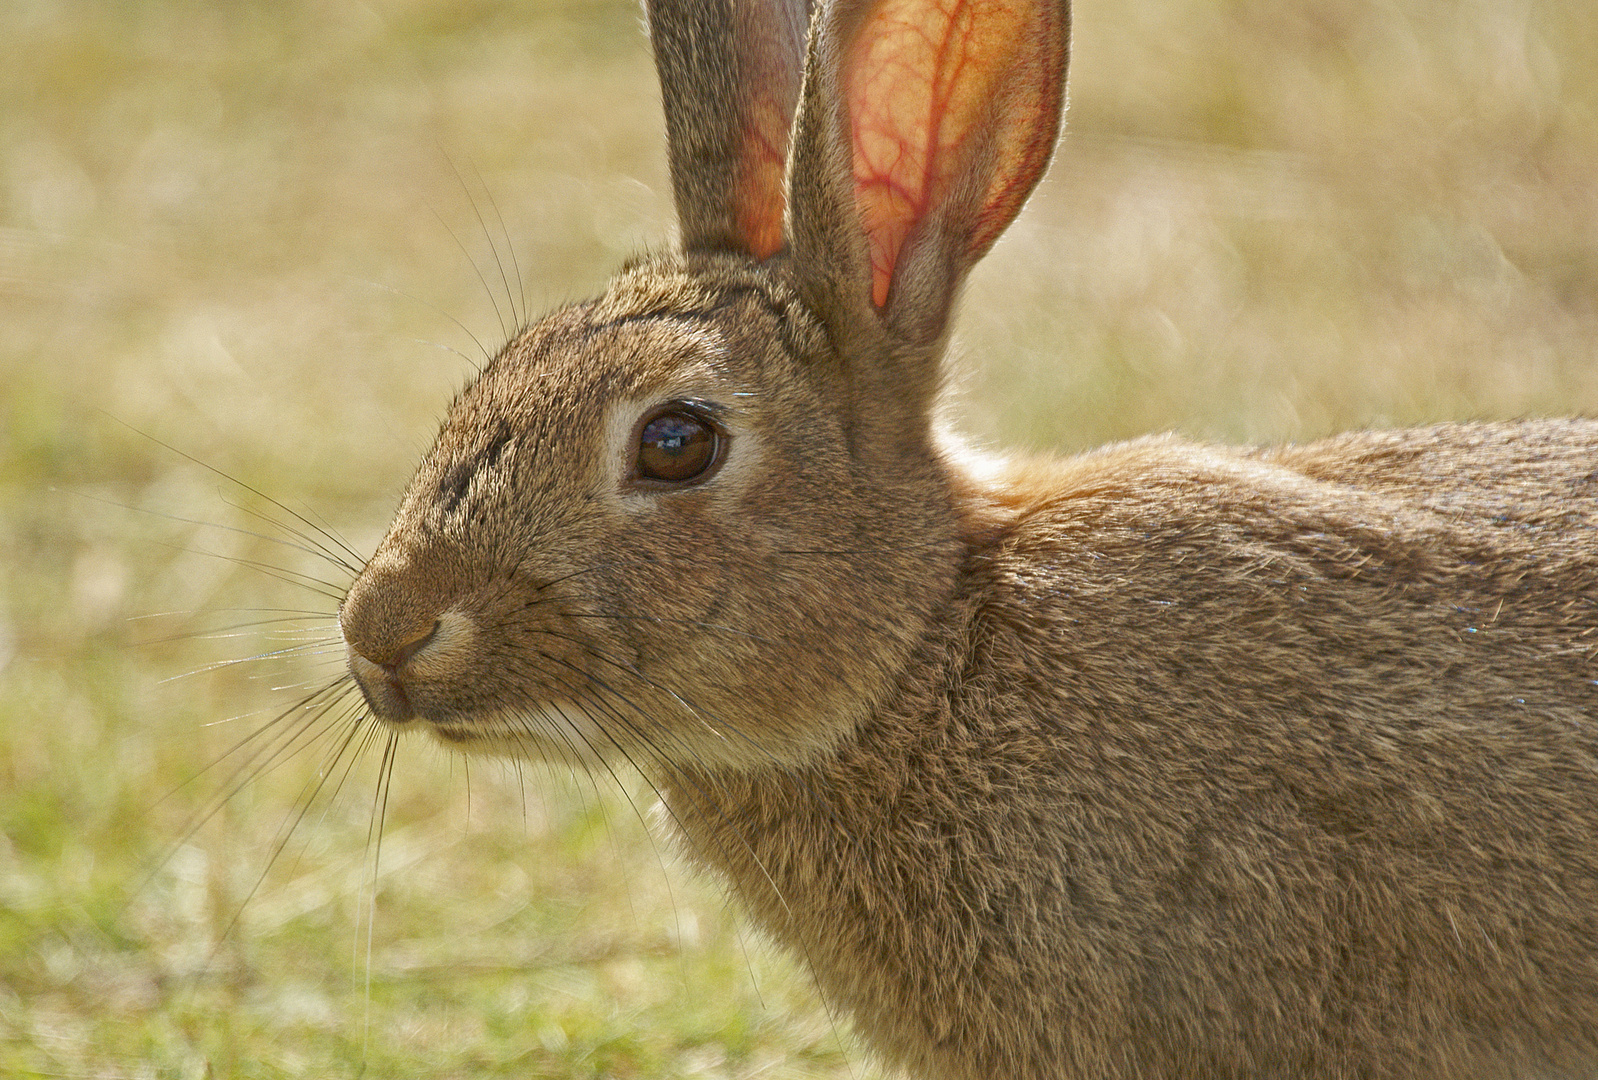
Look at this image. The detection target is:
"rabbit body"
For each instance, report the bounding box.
[666,418,1598,1079]
[337,0,1598,1075]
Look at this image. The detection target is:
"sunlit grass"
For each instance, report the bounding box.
[3,0,1596,1075]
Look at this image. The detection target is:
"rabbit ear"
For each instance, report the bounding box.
[788,0,1069,350]
[648,0,813,259]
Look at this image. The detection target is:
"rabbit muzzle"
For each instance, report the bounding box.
[344,635,425,725]
[341,592,475,727]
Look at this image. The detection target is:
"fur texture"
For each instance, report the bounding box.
[339,0,1598,1075]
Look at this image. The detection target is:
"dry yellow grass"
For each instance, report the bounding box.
[2,0,1595,1075]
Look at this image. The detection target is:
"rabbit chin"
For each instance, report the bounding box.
[416,696,836,775]
[418,700,619,767]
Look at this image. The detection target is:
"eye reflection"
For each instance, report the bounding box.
[637,408,719,484]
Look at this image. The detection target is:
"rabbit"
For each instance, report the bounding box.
[336,0,1598,1076]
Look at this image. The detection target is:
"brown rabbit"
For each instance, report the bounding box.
[337,0,1598,1075]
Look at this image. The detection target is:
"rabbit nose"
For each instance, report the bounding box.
[339,553,451,667]
[341,570,476,725]
[371,619,440,673]
[340,568,449,723]
[343,622,438,725]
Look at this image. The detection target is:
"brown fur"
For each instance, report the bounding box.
[338,0,1598,1075]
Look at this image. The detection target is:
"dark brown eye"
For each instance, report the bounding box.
[636,408,719,484]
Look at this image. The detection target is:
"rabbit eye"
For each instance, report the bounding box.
[635,407,720,485]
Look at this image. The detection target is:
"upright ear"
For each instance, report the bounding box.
[787,0,1070,350]
[648,0,814,259]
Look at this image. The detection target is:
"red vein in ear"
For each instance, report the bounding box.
[844,0,1062,307]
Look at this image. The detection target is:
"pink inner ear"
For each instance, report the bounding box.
[734,88,792,261]
[845,0,1059,307]
[731,6,808,261]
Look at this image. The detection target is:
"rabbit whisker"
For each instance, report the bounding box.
[356,275,493,371]
[66,485,360,580]
[208,702,374,950]
[215,491,366,577]
[358,729,402,1054]
[552,676,859,1064]
[462,153,529,329]
[133,614,338,647]
[108,415,368,569]
[429,201,512,344]
[157,637,343,684]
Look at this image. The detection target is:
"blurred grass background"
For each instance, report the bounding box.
[2,0,1595,1075]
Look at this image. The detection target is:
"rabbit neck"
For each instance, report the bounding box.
[654,498,1024,1077]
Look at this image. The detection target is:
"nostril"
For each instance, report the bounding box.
[388,619,441,672]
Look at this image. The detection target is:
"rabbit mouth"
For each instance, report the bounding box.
[346,647,421,726]
[345,657,602,763]
[417,702,614,766]
[345,665,609,766]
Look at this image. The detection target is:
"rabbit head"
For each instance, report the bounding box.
[338,0,1072,771]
